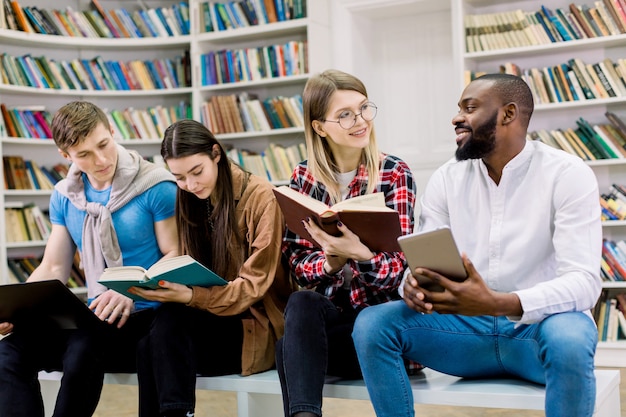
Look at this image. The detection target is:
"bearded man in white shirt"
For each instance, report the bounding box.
[353,73,602,417]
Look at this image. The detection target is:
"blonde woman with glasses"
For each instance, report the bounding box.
[275,69,418,417]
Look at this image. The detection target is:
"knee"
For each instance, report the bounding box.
[538,313,597,365]
[284,291,326,320]
[352,303,398,353]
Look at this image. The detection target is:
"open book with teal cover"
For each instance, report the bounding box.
[98,255,227,301]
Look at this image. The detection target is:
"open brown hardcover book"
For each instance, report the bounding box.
[272,186,402,252]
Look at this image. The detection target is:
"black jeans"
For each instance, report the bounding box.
[275,290,362,417]
[137,303,243,417]
[0,311,154,417]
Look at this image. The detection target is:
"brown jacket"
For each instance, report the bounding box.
[187,165,296,375]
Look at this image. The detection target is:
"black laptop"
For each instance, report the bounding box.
[0,280,104,329]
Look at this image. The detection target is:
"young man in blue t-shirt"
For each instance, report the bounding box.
[0,101,178,417]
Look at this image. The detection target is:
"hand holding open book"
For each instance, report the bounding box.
[272,186,402,252]
[98,255,227,301]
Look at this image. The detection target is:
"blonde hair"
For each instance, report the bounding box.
[303,69,380,204]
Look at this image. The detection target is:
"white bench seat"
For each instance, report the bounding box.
[39,368,621,417]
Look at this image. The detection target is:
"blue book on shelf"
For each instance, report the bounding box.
[225,50,236,83]
[24,56,50,88]
[15,56,40,88]
[164,59,179,87]
[138,9,159,37]
[104,61,124,90]
[10,109,31,138]
[117,9,143,37]
[534,10,557,43]
[22,7,47,34]
[240,0,258,25]
[545,66,562,102]
[145,61,165,89]
[23,111,47,138]
[213,4,226,31]
[178,1,190,34]
[171,4,189,35]
[39,166,59,184]
[155,8,174,36]
[226,2,245,28]
[206,52,217,85]
[542,5,572,41]
[560,63,579,101]
[80,59,102,90]
[24,160,41,189]
[274,0,286,21]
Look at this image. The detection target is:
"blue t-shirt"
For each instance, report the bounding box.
[50,173,177,309]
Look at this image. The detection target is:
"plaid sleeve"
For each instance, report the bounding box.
[350,156,417,306]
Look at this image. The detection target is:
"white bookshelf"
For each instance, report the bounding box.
[455,0,626,368]
[333,0,626,367]
[0,0,330,288]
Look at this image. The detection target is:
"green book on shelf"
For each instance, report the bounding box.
[98,255,227,301]
[576,117,618,159]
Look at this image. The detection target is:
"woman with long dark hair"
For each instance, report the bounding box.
[131,119,296,417]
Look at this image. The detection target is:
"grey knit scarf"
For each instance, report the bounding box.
[55,145,175,299]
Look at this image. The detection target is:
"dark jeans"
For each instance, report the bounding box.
[137,303,243,417]
[275,290,362,417]
[0,310,154,417]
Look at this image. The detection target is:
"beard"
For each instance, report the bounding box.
[455,112,497,161]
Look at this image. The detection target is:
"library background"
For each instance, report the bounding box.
[1,0,626,415]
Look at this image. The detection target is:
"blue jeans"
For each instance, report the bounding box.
[352,300,598,417]
[275,290,362,417]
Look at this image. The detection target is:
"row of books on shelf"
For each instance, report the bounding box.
[227,141,305,182]
[0,104,52,139]
[200,40,307,85]
[200,93,303,134]
[594,291,626,341]
[601,238,626,281]
[464,1,626,53]
[3,0,190,38]
[0,50,191,91]
[2,156,68,190]
[600,183,626,221]
[200,0,306,33]
[4,202,51,243]
[468,56,626,105]
[0,102,192,141]
[7,254,85,288]
[528,112,626,161]
[109,103,192,141]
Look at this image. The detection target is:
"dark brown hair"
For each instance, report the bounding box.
[161,119,243,279]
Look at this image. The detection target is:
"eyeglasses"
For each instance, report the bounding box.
[322,102,377,130]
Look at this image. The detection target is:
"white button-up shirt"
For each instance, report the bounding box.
[418,140,602,324]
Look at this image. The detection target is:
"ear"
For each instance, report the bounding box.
[312,120,327,138]
[501,102,518,125]
[212,143,221,163]
[58,148,70,161]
